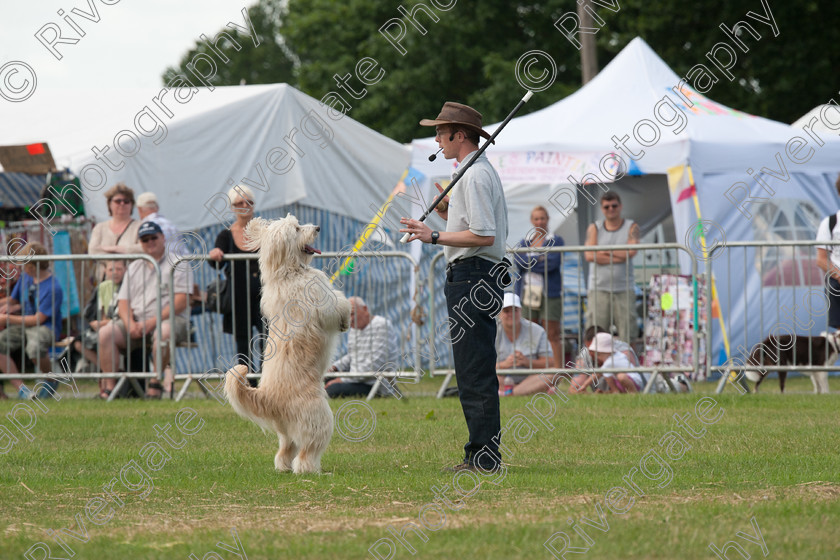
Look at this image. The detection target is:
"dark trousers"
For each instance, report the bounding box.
[827,277,840,328]
[445,257,508,469]
[326,381,374,398]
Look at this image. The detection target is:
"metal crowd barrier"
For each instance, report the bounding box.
[168,251,422,401]
[428,243,702,397]
[9,239,839,400]
[0,253,163,401]
[708,239,840,393]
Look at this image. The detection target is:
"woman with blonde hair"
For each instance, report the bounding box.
[208,185,263,373]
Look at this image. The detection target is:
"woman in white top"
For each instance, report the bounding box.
[88,183,143,269]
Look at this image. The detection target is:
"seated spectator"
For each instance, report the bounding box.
[0,242,64,399]
[495,293,553,396]
[72,260,126,390]
[0,266,20,314]
[0,270,18,398]
[575,332,647,393]
[326,297,398,398]
[578,326,638,367]
[97,222,193,399]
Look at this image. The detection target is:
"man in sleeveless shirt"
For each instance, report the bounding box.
[584,191,640,340]
[400,102,509,472]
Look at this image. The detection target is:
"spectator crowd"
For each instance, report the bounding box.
[3,178,838,401]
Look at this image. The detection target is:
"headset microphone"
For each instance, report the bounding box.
[427,134,456,162]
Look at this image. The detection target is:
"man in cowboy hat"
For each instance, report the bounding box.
[400,102,509,472]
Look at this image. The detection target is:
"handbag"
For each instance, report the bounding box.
[522,284,543,308]
[205,274,231,314]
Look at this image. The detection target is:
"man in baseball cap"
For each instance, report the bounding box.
[495,293,554,396]
[97,220,193,398]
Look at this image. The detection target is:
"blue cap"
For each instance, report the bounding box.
[137,221,163,239]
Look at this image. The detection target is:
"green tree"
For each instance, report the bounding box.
[282,0,583,142]
[165,1,840,140]
[162,0,296,88]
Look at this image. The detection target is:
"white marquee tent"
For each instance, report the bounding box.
[1,83,412,373]
[0,83,409,229]
[411,37,840,367]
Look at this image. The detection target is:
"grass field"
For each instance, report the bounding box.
[1,375,838,560]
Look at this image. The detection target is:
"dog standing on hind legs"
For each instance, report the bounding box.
[224,214,351,473]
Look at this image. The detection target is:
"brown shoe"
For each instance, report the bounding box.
[442,462,473,473]
[442,462,501,473]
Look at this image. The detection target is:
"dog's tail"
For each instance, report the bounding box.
[224,364,273,429]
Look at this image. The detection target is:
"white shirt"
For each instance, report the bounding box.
[602,351,646,388]
[332,315,398,379]
[118,254,193,322]
[444,151,509,264]
[816,211,840,269]
[495,319,552,368]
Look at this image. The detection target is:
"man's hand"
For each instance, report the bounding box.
[208,248,224,262]
[128,321,145,339]
[143,317,158,334]
[596,250,613,263]
[433,182,450,220]
[511,350,529,367]
[399,218,433,244]
[498,353,523,369]
[497,354,514,369]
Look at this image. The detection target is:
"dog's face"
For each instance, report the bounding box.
[244,214,322,270]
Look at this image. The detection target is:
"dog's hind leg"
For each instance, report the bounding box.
[292,427,332,474]
[275,434,298,472]
[291,404,334,474]
[753,372,765,393]
[292,446,321,474]
[813,371,829,394]
[778,371,787,393]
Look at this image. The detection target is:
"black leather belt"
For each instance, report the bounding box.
[446,256,509,271]
[446,256,482,271]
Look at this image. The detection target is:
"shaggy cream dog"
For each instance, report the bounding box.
[224,214,351,473]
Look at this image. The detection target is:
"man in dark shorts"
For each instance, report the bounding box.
[400,102,509,472]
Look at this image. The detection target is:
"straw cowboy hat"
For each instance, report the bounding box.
[420,102,492,140]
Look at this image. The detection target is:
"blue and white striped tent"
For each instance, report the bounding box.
[173,202,421,375]
[0,172,44,209]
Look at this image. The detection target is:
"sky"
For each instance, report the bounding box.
[0,0,257,94]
